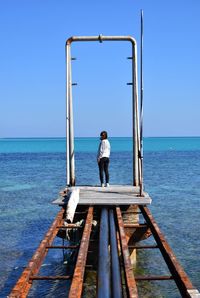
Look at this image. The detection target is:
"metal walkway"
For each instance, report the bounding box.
[9,204,200,298]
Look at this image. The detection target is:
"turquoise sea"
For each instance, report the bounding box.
[0,137,200,297]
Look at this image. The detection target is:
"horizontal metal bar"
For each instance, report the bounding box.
[85,265,94,268]
[128,245,158,249]
[127,82,133,85]
[66,35,137,46]
[124,223,147,228]
[30,275,71,280]
[46,245,79,249]
[135,275,173,281]
[57,225,82,229]
[121,211,141,214]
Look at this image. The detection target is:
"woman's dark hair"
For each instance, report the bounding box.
[100,131,108,139]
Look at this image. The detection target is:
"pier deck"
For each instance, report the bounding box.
[52,185,152,206]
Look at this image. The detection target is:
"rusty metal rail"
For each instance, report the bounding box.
[139,205,200,298]
[68,206,93,298]
[116,207,138,298]
[9,207,66,298]
[9,205,200,298]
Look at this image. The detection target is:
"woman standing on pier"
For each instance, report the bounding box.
[97,131,111,187]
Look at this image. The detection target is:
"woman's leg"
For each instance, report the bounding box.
[103,158,110,184]
[98,158,104,184]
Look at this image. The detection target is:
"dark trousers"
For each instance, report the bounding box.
[98,157,109,184]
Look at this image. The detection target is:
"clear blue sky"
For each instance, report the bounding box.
[0,0,200,137]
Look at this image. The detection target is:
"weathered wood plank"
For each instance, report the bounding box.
[52,185,152,206]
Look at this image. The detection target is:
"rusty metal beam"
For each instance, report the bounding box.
[135,275,173,281]
[124,223,147,228]
[30,275,71,280]
[68,206,94,298]
[121,211,141,214]
[9,208,65,298]
[46,245,78,249]
[116,207,138,298]
[56,224,82,229]
[128,245,158,249]
[140,206,200,298]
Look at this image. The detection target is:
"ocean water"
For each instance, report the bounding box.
[0,137,200,297]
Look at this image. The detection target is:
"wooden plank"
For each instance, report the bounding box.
[52,185,152,206]
[53,197,151,206]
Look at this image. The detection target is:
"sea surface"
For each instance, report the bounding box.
[0,137,200,297]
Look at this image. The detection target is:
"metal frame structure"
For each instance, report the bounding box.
[65,35,142,188]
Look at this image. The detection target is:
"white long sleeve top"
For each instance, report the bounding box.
[97,139,111,159]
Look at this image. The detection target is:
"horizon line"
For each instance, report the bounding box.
[1,135,200,139]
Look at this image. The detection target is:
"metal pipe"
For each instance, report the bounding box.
[139,9,144,195]
[109,209,122,298]
[66,34,141,186]
[66,45,76,186]
[68,49,75,186]
[97,208,110,298]
[132,43,140,186]
[66,45,70,186]
[66,35,137,45]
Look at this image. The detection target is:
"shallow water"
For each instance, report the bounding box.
[0,137,200,297]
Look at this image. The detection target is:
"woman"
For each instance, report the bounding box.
[97,131,111,187]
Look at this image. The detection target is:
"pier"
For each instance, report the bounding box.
[9,202,200,297]
[9,34,200,297]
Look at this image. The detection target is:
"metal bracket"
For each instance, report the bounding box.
[98,34,103,43]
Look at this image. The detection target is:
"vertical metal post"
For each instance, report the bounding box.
[68,49,75,186]
[66,44,70,186]
[132,43,140,186]
[140,10,144,195]
[66,42,75,186]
